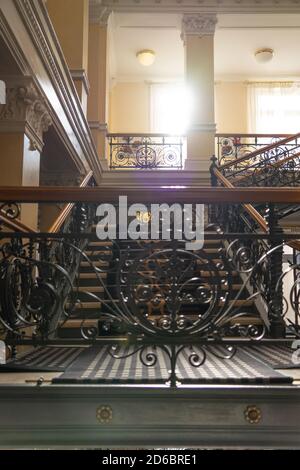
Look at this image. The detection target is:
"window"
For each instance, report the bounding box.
[150,83,191,134]
[248,82,300,134]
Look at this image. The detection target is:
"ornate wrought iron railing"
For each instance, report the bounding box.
[217,132,300,185]
[1,186,300,387]
[216,133,294,167]
[108,133,185,169]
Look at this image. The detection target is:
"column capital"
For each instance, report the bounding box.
[89,1,112,26]
[0,76,52,151]
[181,13,217,39]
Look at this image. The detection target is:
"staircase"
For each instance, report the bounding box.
[57,224,261,340]
[213,131,300,225]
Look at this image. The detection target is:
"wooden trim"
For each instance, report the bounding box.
[0,214,37,233]
[219,132,300,170]
[231,151,300,184]
[48,171,93,233]
[1,185,300,204]
[213,169,268,232]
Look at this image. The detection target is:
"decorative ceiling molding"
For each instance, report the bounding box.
[182,13,217,38]
[89,0,112,25]
[92,0,300,14]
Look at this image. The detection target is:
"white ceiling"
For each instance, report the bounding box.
[110,13,300,83]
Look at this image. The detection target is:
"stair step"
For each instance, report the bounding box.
[88,241,113,247]
[80,261,109,267]
[59,319,98,329]
[77,273,107,279]
[84,250,112,257]
[67,301,102,309]
[200,271,238,277]
[76,286,104,293]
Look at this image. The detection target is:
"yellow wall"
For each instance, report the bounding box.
[47,0,89,71]
[109,82,150,133]
[109,81,248,134]
[215,82,248,134]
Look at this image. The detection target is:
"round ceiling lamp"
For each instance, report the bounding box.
[136,49,156,67]
[255,48,274,64]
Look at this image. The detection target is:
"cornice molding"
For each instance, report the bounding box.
[182,13,217,38]
[0,76,52,151]
[89,1,111,25]
[95,0,300,13]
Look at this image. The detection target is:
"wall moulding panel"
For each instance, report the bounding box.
[92,0,300,14]
[0,0,103,181]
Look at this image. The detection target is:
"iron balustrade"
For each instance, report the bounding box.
[216,133,295,167]
[1,187,300,387]
[108,133,185,169]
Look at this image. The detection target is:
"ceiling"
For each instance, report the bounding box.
[109,13,300,83]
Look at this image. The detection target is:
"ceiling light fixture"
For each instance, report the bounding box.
[255,48,274,64]
[136,49,156,67]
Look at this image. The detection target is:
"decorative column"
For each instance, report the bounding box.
[46,0,90,115]
[87,5,111,169]
[181,13,217,176]
[0,76,52,228]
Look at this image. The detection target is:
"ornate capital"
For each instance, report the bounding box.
[0,76,52,151]
[181,13,217,39]
[89,1,112,25]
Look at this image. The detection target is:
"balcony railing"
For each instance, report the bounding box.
[108,134,185,170]
[216,133,297,167]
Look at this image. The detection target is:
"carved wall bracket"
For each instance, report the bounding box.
[0,76,52,152]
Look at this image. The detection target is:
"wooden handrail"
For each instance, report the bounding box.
[2,186,300,204]
[0,213,37,234]
[219,132,300,170]
[213,168,268,232]
[48,171,93,233]
[231,150,300,184]
[214,166,300,251]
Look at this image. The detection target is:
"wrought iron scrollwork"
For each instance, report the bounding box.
[109,134,184,169]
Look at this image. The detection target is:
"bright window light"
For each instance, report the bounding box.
[150,83,192,134]
[248,83,300,134]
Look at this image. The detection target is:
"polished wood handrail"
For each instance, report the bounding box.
[2,185,300,204]
[219,132,300,170]
[231,150,300,184]
[48,171,93,233]
[213,167,300,250]
[213,168,268,232]
[0,213,37,234]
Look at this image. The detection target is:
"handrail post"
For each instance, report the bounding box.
[209,155,219,224]
[210,155,218,187]
[267,203,286,338]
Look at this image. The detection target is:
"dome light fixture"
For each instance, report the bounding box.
[136,49,156,67]
[255,48,274,64]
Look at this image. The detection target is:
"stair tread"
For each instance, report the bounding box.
[76,286,104,293]
[77,273,107,279]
